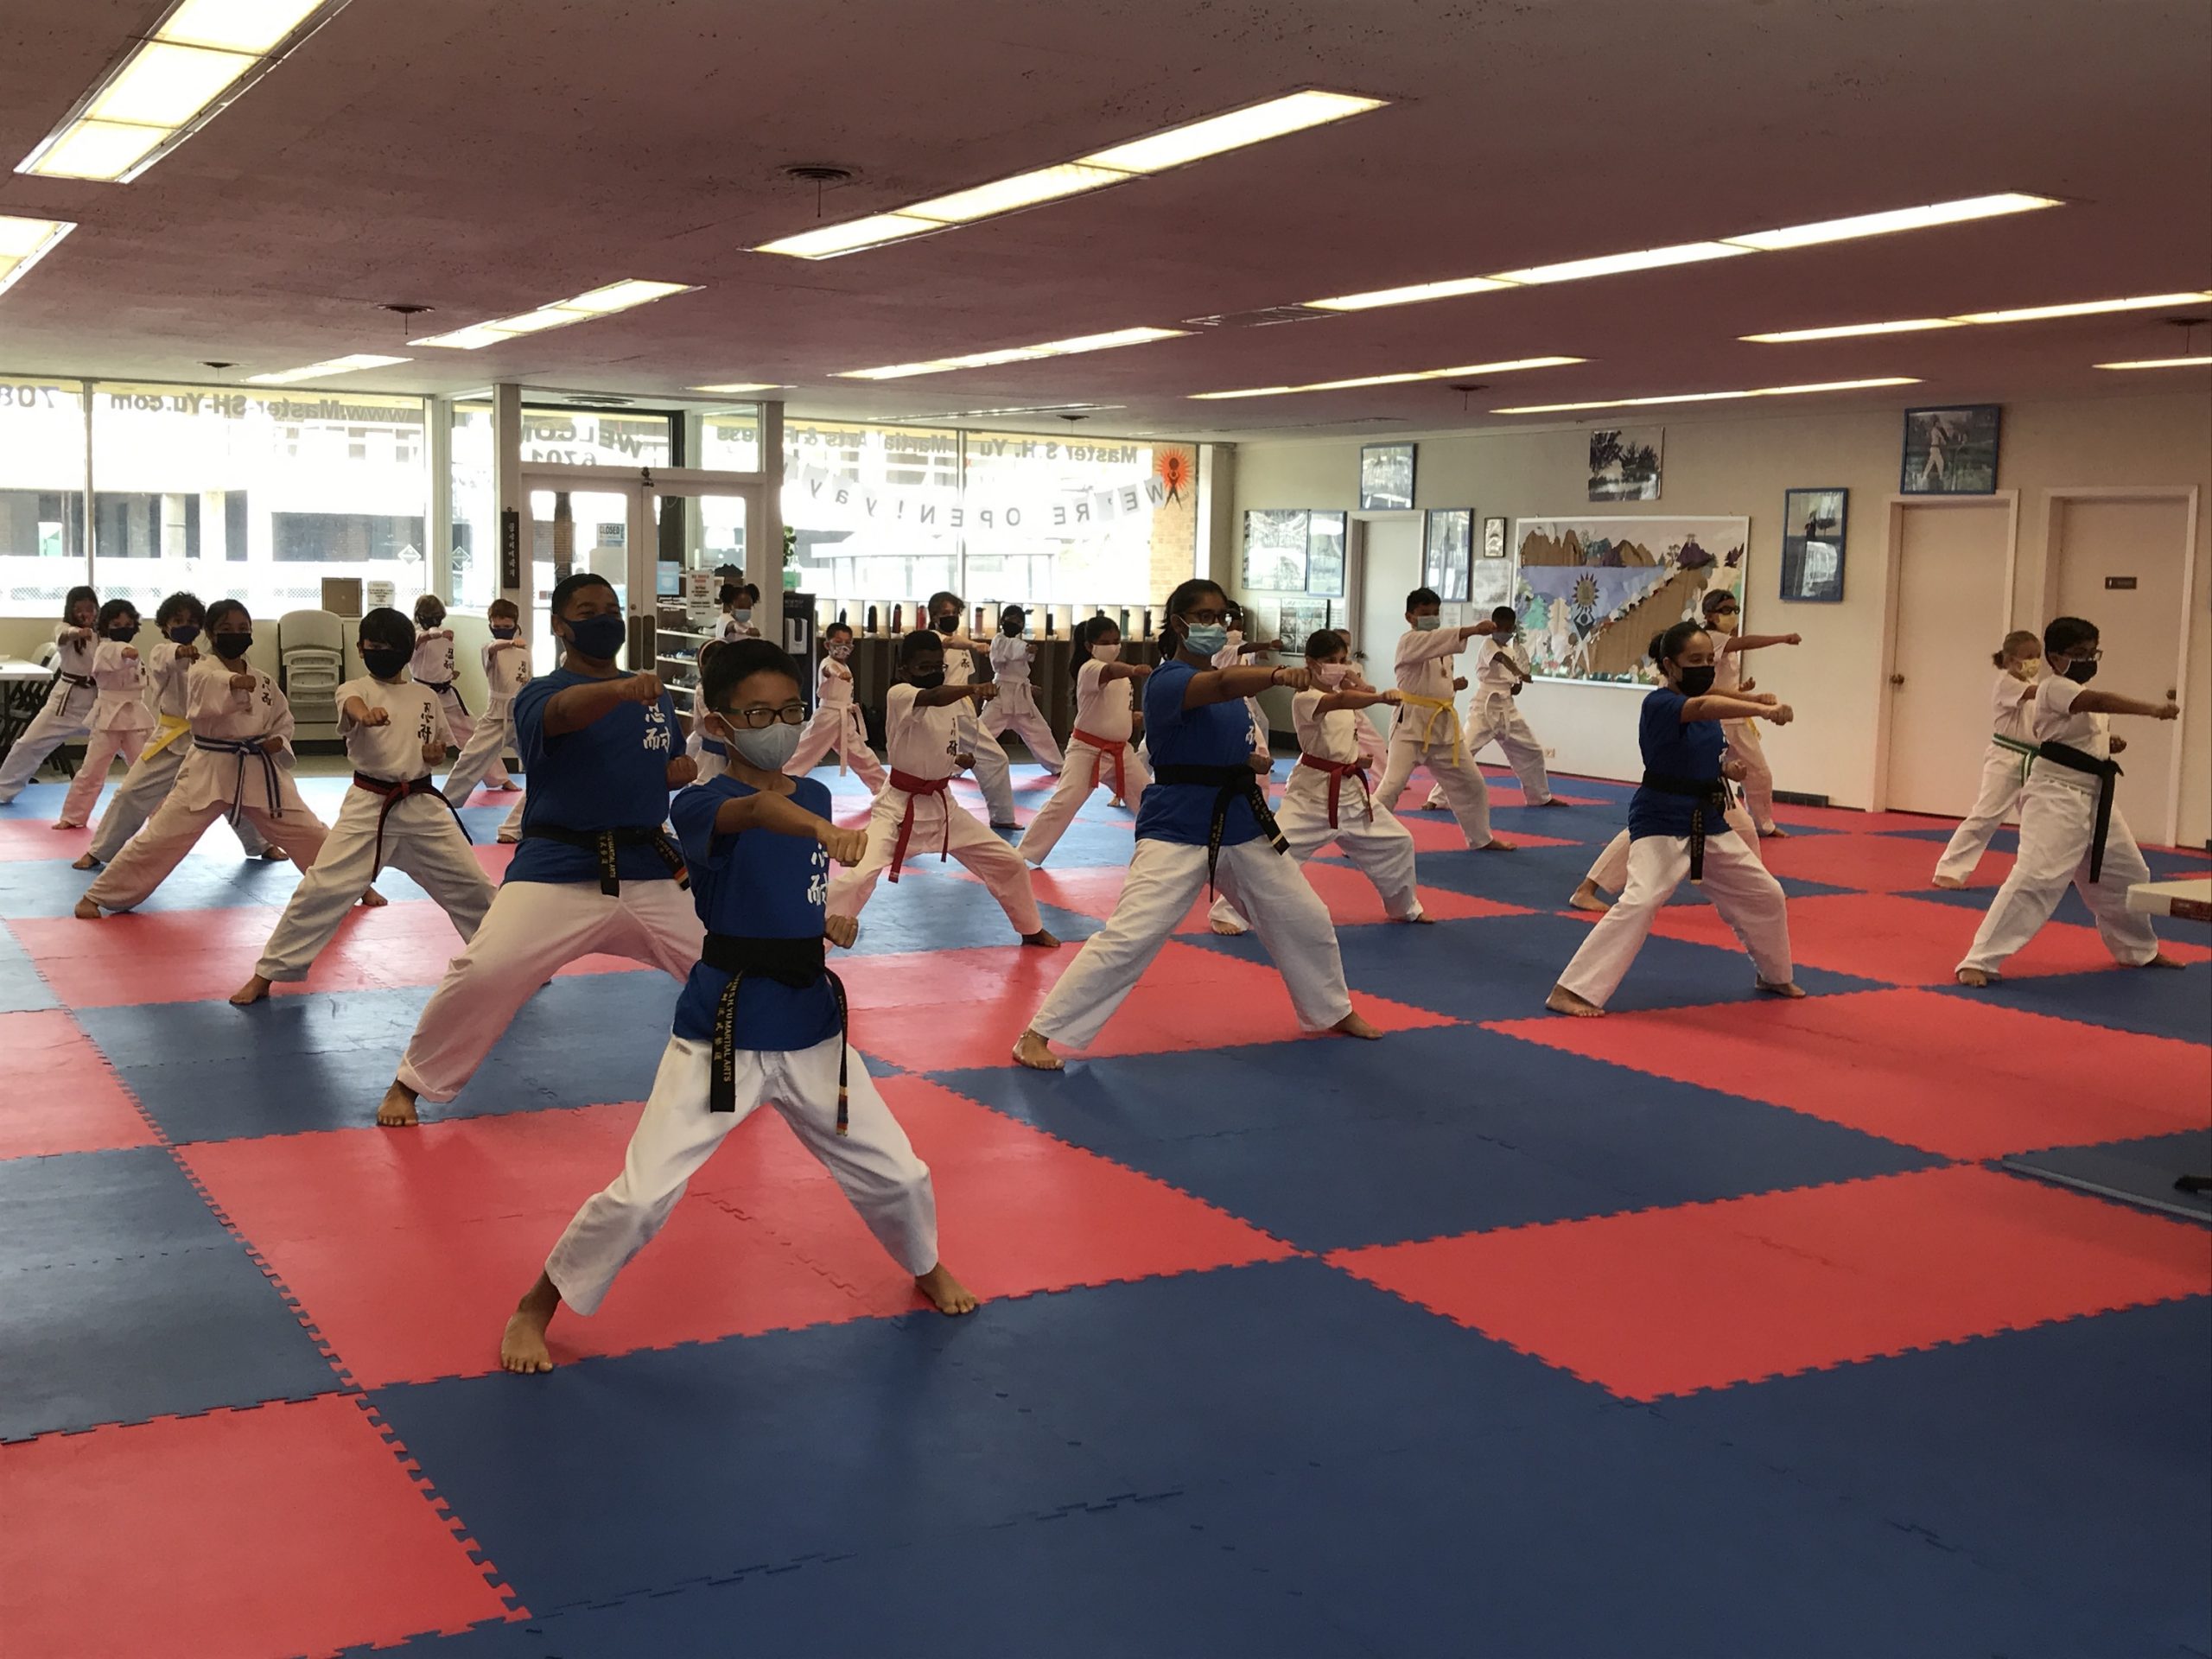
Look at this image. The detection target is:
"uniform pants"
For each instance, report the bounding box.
[827,786,1043,935]
[254,790,496,981]
[442,698,517,804]
[85,789,329,912]
[1274,773,1422,920]
[1586,795,1762,893]
[786,702,887,790]
[959,715,1018,825]
[1376,728,1494,847]
[86,739,270,861]
[433,684,504,783]
[1558,832,1790,1009]
[1030,837,1352,1050]
[1721,719,1777,833]
[1020,738,1149,866]
[1466,695,1552,803]
[982,682,1064,772]
[58,726,150,826]
[396,878,702,1103]
[1933,747,2030,886]
[0,685,96,801]
[1957,772,2158,975]
[544,1033,938,1315]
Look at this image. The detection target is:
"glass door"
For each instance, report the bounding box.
[522,483,638,675]
[647,482,764,718]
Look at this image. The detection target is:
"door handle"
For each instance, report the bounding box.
[1889,673,1905,686]
[2169,689,2178,699]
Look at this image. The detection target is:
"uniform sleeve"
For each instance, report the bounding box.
[670,782,729,872]
[512,677,555,772]
[1395,627,1462,668]
[92,640,127,677]
[1291,690,1322,721]
[1076,658,1103,696]
[267,679,297,747]
[334,677,366,737]
[185,662,243,721]
[885,682,918,727]
[2038,677,2081,722]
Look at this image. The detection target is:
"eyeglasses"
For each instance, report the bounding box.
[1179,607,1229,625]
[2069,646,2103,661]
[1709,606,1739,617]
[719,702,807,729]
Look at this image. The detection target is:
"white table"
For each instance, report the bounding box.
[0,659,52,760]
[2127,876,2212,925]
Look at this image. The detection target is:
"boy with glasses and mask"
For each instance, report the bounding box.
[499,638,973,1376]
[1955,615,2184,987]
[375,573,702,1128]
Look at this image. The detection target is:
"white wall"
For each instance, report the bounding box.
[1231,390,2212,847]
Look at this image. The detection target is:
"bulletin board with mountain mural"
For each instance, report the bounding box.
[1510,517,1749,685]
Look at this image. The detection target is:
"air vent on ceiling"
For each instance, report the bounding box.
[1178,305,1329,330]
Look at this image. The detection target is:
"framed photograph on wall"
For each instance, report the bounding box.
[1306,511,1347,597]
[1481,515,1507,559]
[1422,508,1472,601]
[1241,509,1310,593]
[1359,442,1417,511]
[1588,427,1662,501]
[1901,404,2000,494]
[1780,487,1847,602]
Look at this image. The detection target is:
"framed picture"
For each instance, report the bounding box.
[1901,404,2000,494]
[1589,427,1662,501]
[1780,488,1847,602]
[1241,509,1310,593]
[1481,515,1507,559]
[1422,508,1472,601]
[1275,597,1335,652]
[1512,515,1748,685]
[1306,511,1346,597]
[1359,442,1417,511]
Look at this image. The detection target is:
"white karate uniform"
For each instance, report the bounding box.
[0,626,99,802]
[253,677,496,982]
[410,628,490,766]
[720,613,763,643]
[85,642,270,862]
[826,683,1043,936]
[57,639,156,827]
[1375,626,1495,847]
[1558,829,1792,1007]
[83,659,330,911]
[441,638,527,806]
[785,653,887,787]
[544,1033,937,1315]
[1276,690,1422,920]
[1957,677,2160,976]
[982,635,1064,771]
[1205,636,1273,932]
[1714,646,1777,833]
[1465,639,1553,804]
[1020,658,1150,866]
[940,635,1016,825]
[1933,669,2042,886]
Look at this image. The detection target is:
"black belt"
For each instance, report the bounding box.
[1151,764,1288,895]
[2037,740,2123,882]
[1640,770,1731,881]
[702,933,849,1134]
[56,670,94,690]
[520,822,688,895]
[194,734,283,823]
[352,772,471,870]
[418,677,468,716]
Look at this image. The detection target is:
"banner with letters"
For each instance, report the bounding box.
[784,462,1169,543]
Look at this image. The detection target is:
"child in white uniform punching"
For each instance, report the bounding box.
[1700,590,1802,838]
[56,600,154,830]
[1014,580,1381,1071]
[982,606,1064,772]
[498,639,976,1375]
[1955,616,2183,986]
[925,591,1017,827]
[0,585,101,805]
[827,631,1058,947]
[785,621,886,788]
[1426,607,1558,810]
[1375,588,1514,851]
[1281,630,1425,922]
[76,600,341,918]
[1020,616,1151,867]
[441,595,528,830]
[1548,621,1802,1017]
[1932,630,2044,888]
[411,594,499,781]
[232,608,497,1006]
[376,574,703,1128]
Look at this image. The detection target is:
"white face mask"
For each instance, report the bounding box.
[828,641,853,660]
[725,719,801,772]
[1090,642,1122,664]
[1311,662,1350,688]
[1224,629,1243,651]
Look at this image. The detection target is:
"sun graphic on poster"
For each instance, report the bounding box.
[1156,449,1191,503]
[1568,571,1602,632]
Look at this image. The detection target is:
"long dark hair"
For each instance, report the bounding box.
[1654,620,1707,676]
[207,598,251,633]
[63,584,98,624]
[1159,578,1226,662]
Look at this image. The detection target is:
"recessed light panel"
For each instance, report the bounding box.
[836,326,1189,381]
[1191,356,1584,400]
[244,353,410,385]
[418,279,699,349]
[2094,355,2212,371]
[0,214,75,296]
[1492,377,1918,415]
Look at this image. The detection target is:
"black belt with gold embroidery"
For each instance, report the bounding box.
[351,772,470,871]
[520,823,688,895]
[1150,764,1288,895]
[701,933,850,1134]
[1639,770,1731,882]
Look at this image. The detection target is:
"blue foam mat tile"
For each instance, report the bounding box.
[1482,802,1630,846]
[0,1233,338,1440]
[1014,817,1144,870]
[0,849,307,918]
[840,865,1103,956]
[365,1313,1112,1613]
[0,1146,236,1271]
[2002,1129,2212,1219]
[333,1618,550,1659]
[1658,1298,2212,1657]
[1933,960,2212,1045]
[0,921,57,1010]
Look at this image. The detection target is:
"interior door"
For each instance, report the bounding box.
[2049,495,2190,845]
[1885,501,2012,816]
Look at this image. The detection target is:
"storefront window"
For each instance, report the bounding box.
[0,376,89,617]
[699,407,760,473]
[781,420,962,609]
[960,431,1198,608]
[450,401,496,611]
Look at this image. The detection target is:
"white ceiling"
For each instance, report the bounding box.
[2,0,2208,440]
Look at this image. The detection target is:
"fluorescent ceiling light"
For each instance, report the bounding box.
[245,353,410,385]
[1191,355,1584,400]
[1306,276,1513,312]
[418,277,699,348]
[1492,241,1751,286]
[157,0,327,54]
[414,322,522,350]
[2094,355,2212,371]
[1953,292,2212,324]
[1742,318,1964,343]
[756,90,1384,259]
[482,307,592,335]
[22,119,172,181]
[690,382,784,394]
[1492,377,1919,415]
[563,278,696,314]
[836,326,1188,381]
[1723,193,2061,251]
[0,214,74,296]
[88,41,255,127]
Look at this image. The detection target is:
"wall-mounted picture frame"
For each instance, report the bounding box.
[1481,515,1507,559]
[1359,442,1417,511]
[1780,487,1847,603]
[1901,404,2000,494]
[1589,427,1662,502]
[1241,509,1310,593]
[1423,508,1473,601]
[1305,510,1347,597]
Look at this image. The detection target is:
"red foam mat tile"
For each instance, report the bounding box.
[0,1008,162,1158]
[0,1393,515,1658]
[1488,988,2212,1160]
[1758,831,2010,893]
[0,819,94,863]
[1332,1165,2212,1400]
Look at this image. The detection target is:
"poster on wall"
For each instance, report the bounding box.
[1274,597,1335,652]
[1423,509,1472,601]
[1587,428,1664,502]
[1511,516,1748,684]
[1305,511,1347,597]
[1242,509,1311,593]
[1900,404,1999,494]
[1359,442,1417,511]
[1468,556,1516,616]
[1780,487,1847,602]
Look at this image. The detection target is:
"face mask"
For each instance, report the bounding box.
[732,608,753,624]
[1225,629,1243,650]
[1090,643,1122,664]
[1412,615,1440,632]
[489,625,518,640]
[727,720,801,772]
[416,613,444,632]
[213,632,253,660]
[563,613,626,660]
[361,646,410,680]
[1182,622,1229,657]
[1311,662,1350,688]
[105,625,137,642]
[2063,658,2099,685]
[166,625,201,646]
[828,641,853,660]
[908,668,946,691]
[1676,664,1716,697]
[932,613,959,635]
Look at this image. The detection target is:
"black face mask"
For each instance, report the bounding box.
[166,625,200,646]
[908,668,946,690]
[932,613,959,634]
[213,632,253,660]
[1676,664,1716,697]
[361,646,410,680]
[105,626,137,642]
[2063,658,2099,685]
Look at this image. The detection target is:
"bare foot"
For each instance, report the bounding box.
[1109,797,1127,808]
[1567,880,1612,913]
[1397,910,1435,924]
[259,846,288,861]
[1331,1010,1383,1040]
[1930,875,1963,889]
[491,780,521,792]
[1759,826,1791,839]
[499,1275,560,1373]
[1211,912,1249,936]
[71,853,99,870]
[1012,1028,1063,1071]
[1535,798,1569,808]
[377,1080,421,1127]
[2144,953,2188,970]
[1756,979,1808,999]
[496,832,521,844]
[53,819,83,830]
[73,898,101,920]
[915,1262,979,1315]
[1546,983,1604,1018]
[358,887,389,908]
[1955,967,1994,988]
[1021,928,1059,948]
[1478,836,1518,851]
[228,975,272,1007]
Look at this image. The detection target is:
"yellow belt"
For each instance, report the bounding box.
[142,712,191,760]
[1396,693,1462,766]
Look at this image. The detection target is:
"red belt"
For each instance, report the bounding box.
[1072,728,1128,800]
[1298,753,1370,829]
[887,768,950,882]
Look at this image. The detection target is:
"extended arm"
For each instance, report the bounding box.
[1181,664,1309,709]
[712,791,869,864]
[2069,690,2180,720]
[1316,688,1401,714]
[543,672,662,736]
[1682,691,1793,725]
[1723,632,1801,653]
